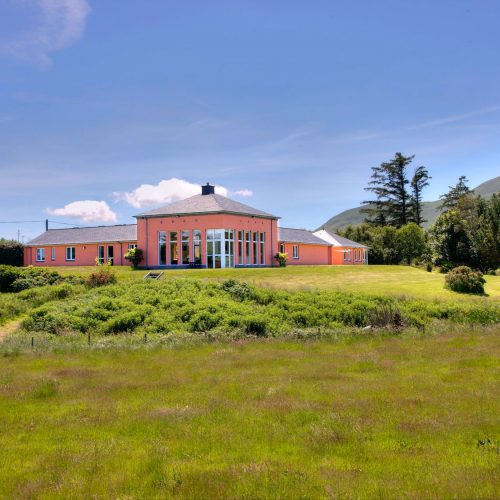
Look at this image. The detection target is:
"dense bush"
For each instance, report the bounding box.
[85,267,117,288]
[124,248,144,268]
[0,239,24,267]
[0,265,82,293]
[21,279,500,336]
[445,266,486,295]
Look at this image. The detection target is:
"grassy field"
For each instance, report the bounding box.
[1,265,499,498]
[57,264,500,301]
[0,328,499,498]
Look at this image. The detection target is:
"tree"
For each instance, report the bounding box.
[362,153,414,228]
[395,223,426,265]
[438,175,471,211]
[409,166,431,226]
[0,239,24,267]
[428,194,500,272]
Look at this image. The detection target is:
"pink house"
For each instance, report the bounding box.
[24,183,368,268]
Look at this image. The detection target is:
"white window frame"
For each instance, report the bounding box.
[343,249,351,262]
[128,243,137,250]
[51,247,56,261]
[66,247,75,261]
[36,248,45,262]
[292,245,299,259]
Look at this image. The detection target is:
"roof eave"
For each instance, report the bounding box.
[135,210,280,220]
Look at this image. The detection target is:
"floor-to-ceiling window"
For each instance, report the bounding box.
[159,231,167,265]
[193,230,202,265]
[237,230,244,265]
[206,229,234,268]
[252,232,258,265]
[170,231,178,265]
[259,232,265,265]
[181,230,190,264]
[245,231,251,264]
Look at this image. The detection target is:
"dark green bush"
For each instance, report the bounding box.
[445,266,486,295]
[0,265,22,292]
[86,268,117,288]
[0,239,24,267]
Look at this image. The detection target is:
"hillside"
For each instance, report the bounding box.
[320,175,500,231]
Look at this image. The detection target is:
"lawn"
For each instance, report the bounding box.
[57,264,500,301]
[0,328,498,498]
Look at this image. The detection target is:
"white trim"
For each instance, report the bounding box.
[36,248,45,262]
[292,245,299,259]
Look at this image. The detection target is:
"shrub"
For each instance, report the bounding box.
[0,239,24,267]
[275,252,288,267]
[124,248,144,268]
[221,279,254,301]
[445,266,485,295]
[86,267,117,288]
[0,265,22,292]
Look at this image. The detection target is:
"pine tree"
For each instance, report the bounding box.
[438,175,471,211]
[409,166,431,226]
[362,152,413,228]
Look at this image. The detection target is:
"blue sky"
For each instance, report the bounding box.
[1,0,499,241]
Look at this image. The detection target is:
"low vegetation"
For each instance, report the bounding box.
[0,265,82,293]
[0,330,498,498]
[19,278,500,338]
[445,266,486,295]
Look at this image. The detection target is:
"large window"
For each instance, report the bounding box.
[66,247,75,261]
[98,245,105,264]
[36,248,45,262]
[181,230,190,264]
[107,245,114,265]
[259,232,265,265]
[252,232,258,265]
[225,230,234,268]
[206,229,234,268]
[245,231,251,265]
[293,245,299,259]
[170,231,178,265]
[193,230,202,264]
[159,232,167,266]
[237,230,244,265]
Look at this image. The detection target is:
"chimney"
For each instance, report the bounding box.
[201,182,215,195]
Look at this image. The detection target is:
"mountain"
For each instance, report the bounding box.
[319,176,500,231]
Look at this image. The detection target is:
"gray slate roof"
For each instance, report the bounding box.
[27,224,137,246]
[137,193,278,219]
[278,227,330,246]
[313,229,368,248]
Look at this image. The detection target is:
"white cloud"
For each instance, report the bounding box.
[113,178,229,209]
[2,0,90,69]
[234,189,253,197]
[47,200,117,222]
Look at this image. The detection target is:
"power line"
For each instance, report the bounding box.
[0,219,86,227]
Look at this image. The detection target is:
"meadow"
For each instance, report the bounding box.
[0,329,499,498]
[0,265,499,498]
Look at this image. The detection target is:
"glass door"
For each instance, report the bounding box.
[206,229,234,268]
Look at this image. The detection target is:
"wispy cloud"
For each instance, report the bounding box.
[233,189,253,197]
[47,200,117,222]
[2,0,90,69]
[113,178,229,209]
[407,105,500,131]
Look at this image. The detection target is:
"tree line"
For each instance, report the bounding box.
[338,153,500,273]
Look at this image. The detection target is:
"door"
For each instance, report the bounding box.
[107,245,114,265]
[206,229,234,268]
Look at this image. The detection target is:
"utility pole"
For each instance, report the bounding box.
[17,229,20,242]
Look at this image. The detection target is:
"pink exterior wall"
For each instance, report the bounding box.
[331,246,368,265]
[279,242,331,266]
[24,242,136,267]
[137,214,278,267]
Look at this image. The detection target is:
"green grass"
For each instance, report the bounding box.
[0,328,498,498]
[56,265,500,301]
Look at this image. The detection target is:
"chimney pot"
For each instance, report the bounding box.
[201,183,215,195]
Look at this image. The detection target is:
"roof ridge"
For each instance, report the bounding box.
[46,223,137,231]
